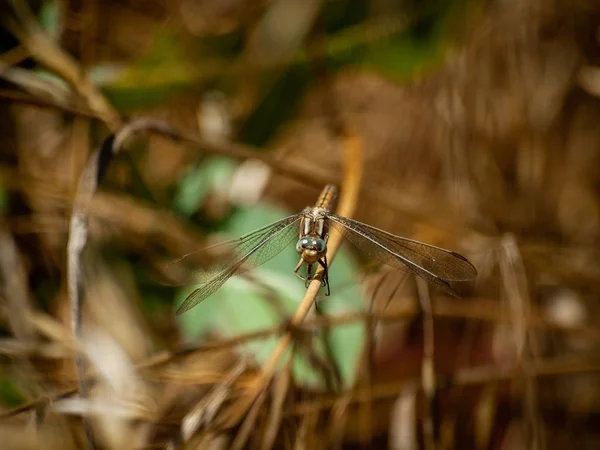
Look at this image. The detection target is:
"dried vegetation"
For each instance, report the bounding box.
[2,0,600,448]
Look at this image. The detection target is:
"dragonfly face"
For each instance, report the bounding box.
[296,236,327,263]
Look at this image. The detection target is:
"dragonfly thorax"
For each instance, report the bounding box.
[300,207,329,236]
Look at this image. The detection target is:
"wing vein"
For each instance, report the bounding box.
[175,215,301,314]
[326,213,476,294]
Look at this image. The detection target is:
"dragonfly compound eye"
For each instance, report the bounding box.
[313,238,326,253]
[296,238,312,253]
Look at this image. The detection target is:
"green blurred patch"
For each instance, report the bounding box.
[0,377,26,407]
[173,157,236,218]
[363,28,445,82]
[103,29,196,111]
[99,1,471,119]
[176,203,365,389]
[39,1,59,37]
[0,186,7,215]
[237,65,312,147]
[362,1,472,81]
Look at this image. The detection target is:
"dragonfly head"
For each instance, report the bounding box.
[296,237,327,263]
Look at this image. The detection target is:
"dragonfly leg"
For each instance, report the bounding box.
[305,264,313,288]
[318,256,331,296]
[294,258,307,282]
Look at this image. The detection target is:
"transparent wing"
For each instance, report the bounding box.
[326,213,477,296]
[175,214,302,314]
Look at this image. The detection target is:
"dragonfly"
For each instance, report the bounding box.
[173,184,477,315]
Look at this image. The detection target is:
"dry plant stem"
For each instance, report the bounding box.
[328,394,352,449]
[0,228,46,404]
[0,44,28,66]
[290,356,600,417]
[499,235,544,450]
[417,278,437,450]
[352,279,379,445]
[6,354,600,423]
[314,308,343,391]
[0,228,35,343]
[260,132,363,382]
[4,290,599,419]
[229,132,363,450]
[67,150,101,450]
[260,360,292,450]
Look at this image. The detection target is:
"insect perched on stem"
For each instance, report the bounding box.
[173,184,477,315]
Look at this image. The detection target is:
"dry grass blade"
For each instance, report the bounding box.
[0,63,73,104]
[260,360,292,450]
[313,308,343,392]
[3,291,598,420]
[294,407,320,450]
[66,119,182,447]
[473,385,498,449]
[416,278,437,450]
[292,333,341,393]
[0,227,35,342]
[51,330,152,450]
[498,235,530,361]
[0,227,46,420]
[181,358,247,442]
[498,235,544,450]
[327,393,352,449]
[389,383,419,450]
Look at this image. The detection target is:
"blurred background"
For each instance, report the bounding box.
[2,0,600,448]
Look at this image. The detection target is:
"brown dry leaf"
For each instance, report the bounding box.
[474,384,498,450]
